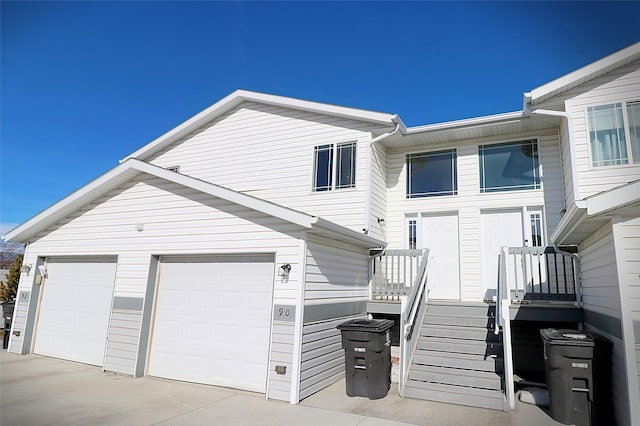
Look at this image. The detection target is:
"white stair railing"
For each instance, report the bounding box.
[399,249,430,397]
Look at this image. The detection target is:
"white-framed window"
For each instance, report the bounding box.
[479,140,540,193]
[313,142,356,191]
[529,212,544,247]
[406,149,457,198]
[408,219,417,249]
[587,101,640,167]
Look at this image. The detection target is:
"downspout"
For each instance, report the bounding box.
[364,117,402,235]
[523,93,580,201]
[525,96,585,309]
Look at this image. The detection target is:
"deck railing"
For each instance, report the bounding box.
[495,245,581,411]
[506,246,580,302]
[370,249,425,301]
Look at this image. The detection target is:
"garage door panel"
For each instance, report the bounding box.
[149,256,274,393]
[34,258,116,366]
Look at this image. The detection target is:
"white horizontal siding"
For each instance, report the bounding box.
[298,315,362,401]
[564,60,640,199]
[369,142,388,241]
[298,235,369,400]
[304,235,369,302]
[620,217,640,424]
[385,130,562,301]
[269,322,295,402]
[579,223,622,318]
[148,102,384,234]
[104,310,142,374]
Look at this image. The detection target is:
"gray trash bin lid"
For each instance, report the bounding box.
[337,319,394,333]
[540,328,595,347]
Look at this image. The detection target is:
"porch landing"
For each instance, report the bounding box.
[368,299,583,324]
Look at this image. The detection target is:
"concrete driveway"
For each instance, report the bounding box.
[1,351,561,426]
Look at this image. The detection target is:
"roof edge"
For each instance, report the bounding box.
[529,42,640,103]
[121,89,398,162]
[5,159,318,243]
[405,111,525,134]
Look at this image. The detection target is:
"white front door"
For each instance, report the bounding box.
[34,257,117,366]
[480,210,524,300]
[148,255,274,393]
[421,214,460,300]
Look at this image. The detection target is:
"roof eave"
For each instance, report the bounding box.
[121,89,399,162]
[5,159,317,243]
[529,42,640,105]
[311,217,387,249]
[404,111,526,135]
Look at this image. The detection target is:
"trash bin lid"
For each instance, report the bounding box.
[540,328,595,346]
[337,318,394,333]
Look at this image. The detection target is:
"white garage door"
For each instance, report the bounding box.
[34,257,117,366]
[149,255,274,393]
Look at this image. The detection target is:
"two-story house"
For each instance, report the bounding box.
[6,42,639,424]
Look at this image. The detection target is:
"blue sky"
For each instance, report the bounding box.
[1,1,639,234]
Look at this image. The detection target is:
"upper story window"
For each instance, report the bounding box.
[587,101,640,167]
[313,142,356,192]
[406,149,457,198]
[479,140,540,193]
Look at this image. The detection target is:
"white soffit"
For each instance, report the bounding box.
[382,111,558,148]
[552,180,640,245]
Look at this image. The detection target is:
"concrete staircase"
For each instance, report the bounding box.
[404,302,506,410]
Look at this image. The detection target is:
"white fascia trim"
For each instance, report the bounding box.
[585,179,640,216]
[529,42,640,103]
[5,161,139,242]
[550,180,640,244]
[131,160,316,228]
[235,90,399,126]
[122,89,399,162]
[5,158,316,242]
[404,111,525,134]
[550,200,588,245]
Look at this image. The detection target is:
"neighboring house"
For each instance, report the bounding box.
[5,42,639,424]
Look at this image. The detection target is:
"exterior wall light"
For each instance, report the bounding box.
[278,263,291,283]
[21,264,32,274]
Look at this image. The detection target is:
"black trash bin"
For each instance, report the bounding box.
[337,318,394,400]
[540,328,612,426]
[2,300,15,350]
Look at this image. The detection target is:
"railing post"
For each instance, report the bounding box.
[501,298,515,411]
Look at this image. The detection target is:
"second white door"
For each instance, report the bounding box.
[421,214,460,300]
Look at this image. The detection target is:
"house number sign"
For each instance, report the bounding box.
[274,305,295,322]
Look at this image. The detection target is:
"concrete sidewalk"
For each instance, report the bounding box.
[1,351,560,425]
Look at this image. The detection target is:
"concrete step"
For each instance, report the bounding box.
[417,337,503,357]
[423,314,495,330]
[404,381,505,411]
[420,324,501,342]
[412,350,504,373]
[425,303,495,318]
[409,365,503,390]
